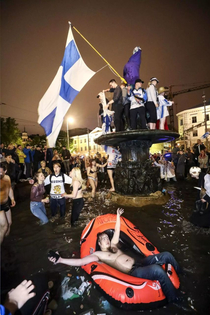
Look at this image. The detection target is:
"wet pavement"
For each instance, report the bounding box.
[1,179,210,315]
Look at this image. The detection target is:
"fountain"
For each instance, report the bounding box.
[95,129,179,206]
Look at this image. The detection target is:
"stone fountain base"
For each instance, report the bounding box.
[109,190,169,207]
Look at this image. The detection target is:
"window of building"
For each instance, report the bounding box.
[192,116,197,123]
[180,119,183,126]
[89,146,91,150]
[74,140,76,144]
[206,114,209,121]
[94,145,95,150]
[193,130,198,137]
[81,147,83,151]
[80,139,82,143]
[84,139,86,143]
[85,146,87,151]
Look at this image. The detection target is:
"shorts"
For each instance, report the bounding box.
[88,176,98,181]
[107,168,115,171]
[0,200,10,212]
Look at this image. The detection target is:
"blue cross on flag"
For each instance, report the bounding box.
[38,25,95,147]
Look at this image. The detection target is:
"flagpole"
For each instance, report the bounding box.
[69,22,127,84]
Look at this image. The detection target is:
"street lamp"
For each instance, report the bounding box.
[202,91,208,148]
[67,117,74,149]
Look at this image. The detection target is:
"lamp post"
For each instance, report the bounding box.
[202,91,208,148]
[66,117,74,149]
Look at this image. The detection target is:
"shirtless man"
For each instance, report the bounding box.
[0,163,16,244]
[48,208,181,303]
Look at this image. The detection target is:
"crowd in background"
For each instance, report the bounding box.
[0,142,108,187]
[0,138,208,190]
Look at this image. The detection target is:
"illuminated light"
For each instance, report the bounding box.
[68,117,74,124]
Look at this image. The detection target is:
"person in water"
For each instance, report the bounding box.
[87,159,107,198]
[30,172,49,225]
[48,208,181,303]
[0,162,16,244]
[62,167,84,227]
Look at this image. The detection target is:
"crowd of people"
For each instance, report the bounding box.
[1,138,208,239]
[98,77,174,133]
[1,135,209,313]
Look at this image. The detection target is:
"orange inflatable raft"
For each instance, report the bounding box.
[80,214,180,310]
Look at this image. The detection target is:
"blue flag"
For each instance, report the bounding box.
[123,48,141,85]
[38,25,95,147]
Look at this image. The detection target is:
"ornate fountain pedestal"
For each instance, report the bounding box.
[95,130,179,206]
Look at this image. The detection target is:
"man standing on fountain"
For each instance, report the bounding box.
[127,79,147,130]
[103,79,124,132]
[146,77,159,129]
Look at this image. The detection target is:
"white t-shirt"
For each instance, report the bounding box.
[44,173,72,199]
[104,146,121,169]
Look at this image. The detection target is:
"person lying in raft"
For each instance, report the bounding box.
[48,208,181,303]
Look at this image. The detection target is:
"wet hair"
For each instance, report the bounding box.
[97,232,118,253]
[97,232,108,242]
[0,162,7,171]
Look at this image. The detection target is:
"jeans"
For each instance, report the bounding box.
[131,252,181,302]
[30,202,48,224]
[71,198,84,225]
[50,197,66,217]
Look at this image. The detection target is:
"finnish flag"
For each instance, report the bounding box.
[38,25,95,147]
[201,132,209,139]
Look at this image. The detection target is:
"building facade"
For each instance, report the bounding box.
[176,101,210,149]
[70,127,106,156]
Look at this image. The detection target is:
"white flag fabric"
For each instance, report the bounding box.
[201,132,209,139]
[38,25,95,147]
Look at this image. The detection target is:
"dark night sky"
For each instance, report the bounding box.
[1,0,210,135]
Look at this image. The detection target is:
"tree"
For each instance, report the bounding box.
[29,134,46,147]
[0,117,22,145]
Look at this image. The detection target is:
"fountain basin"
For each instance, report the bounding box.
[95,129,179,196]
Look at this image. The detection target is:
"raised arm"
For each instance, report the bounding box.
[111,208,124,246]
[96,162,107,168]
